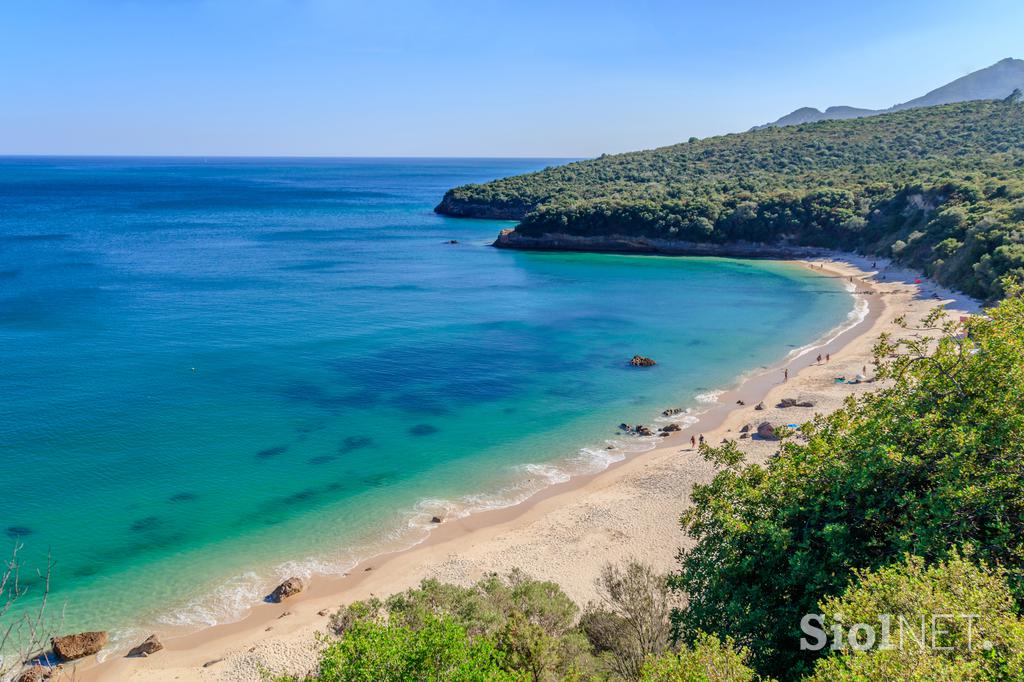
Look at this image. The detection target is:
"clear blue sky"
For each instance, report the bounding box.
[2,0,1022,157]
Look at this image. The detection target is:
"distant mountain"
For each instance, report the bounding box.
[758,57,1024,128]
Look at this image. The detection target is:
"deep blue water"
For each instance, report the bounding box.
[0,157,852,645]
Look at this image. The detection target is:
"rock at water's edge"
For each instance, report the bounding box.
[127,634,164,658]
[51,631,108,661]
[268,577,305,603]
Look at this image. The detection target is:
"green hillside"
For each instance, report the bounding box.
[437,99,1024,300]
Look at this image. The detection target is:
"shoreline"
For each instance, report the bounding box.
[73,254,980,682]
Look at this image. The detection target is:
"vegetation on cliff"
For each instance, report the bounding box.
[437,100,1024,300]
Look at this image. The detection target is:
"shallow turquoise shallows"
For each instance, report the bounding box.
[0,157,852,646]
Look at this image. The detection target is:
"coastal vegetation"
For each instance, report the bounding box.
[286,293,1024,681]
[437,99,1024,301]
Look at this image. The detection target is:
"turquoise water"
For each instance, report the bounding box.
[0,157,852,647]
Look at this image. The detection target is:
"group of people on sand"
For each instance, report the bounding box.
[690,434,704,449]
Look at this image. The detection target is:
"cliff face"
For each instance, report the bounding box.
[493,229,828,259]
[434,192,532,220]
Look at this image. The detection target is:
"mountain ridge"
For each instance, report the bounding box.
[757,57,1024,128]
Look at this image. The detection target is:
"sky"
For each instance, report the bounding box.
[2,0,1023,157]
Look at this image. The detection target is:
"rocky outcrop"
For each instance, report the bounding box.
[493,230,830,259]
[51,631,108,661]
[662,408,684,417]
[15,666,55,682]
[434,195,532,220]
[777,398,815,408]
[629,355,657,367]
[756,422,779,440]
[268,577,305,603]
[659,423,681,432]
[127,634,164,658]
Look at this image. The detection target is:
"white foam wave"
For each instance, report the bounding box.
[694,390,723,404]
[158,571,264,628]
[787,280,870,362]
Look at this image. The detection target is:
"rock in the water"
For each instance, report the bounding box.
[619,423,631,431]
[430,516,443,524]
[661,407,684,417]
[659,423,681,432]
[127,634,163,658]
[51,631,108,661]
[629,355,657,367]
[756,422,779,440]
[268,577,305,603]
[754,402,765,411]
[635,425,653,436]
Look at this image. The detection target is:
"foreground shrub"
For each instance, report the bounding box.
[805,554,1024,681]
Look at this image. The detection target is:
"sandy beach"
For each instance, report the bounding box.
[70,254,980,682]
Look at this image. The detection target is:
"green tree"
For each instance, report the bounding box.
[639,633,760,682]
[805,554,1024,681]
[313,615,524,682]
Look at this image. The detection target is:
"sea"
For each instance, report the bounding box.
[0,157,854,651]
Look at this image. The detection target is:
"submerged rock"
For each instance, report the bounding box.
[267,577,305,603]
[127,634,163,658]
[51,631,108,661]
[629,355,657,367]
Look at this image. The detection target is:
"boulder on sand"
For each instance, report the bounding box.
[754,402,765,411]
[777,398,815,408]
[756,422,779,440]
[629,355,656,367]
[739,423,751,433]
[15,666,54,682]
[51,631,108,661]
[267,577,305,603]
[127,634,163,658]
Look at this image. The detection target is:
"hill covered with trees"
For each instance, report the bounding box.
[437,99,1024,301]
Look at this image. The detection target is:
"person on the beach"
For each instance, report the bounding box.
[690,435,696,448]
[698,434,705,446]
[784,368,788,381]
[826,353,831,363]
[816,353,822,364]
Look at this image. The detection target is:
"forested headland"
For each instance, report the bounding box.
[437,97,1024,301]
